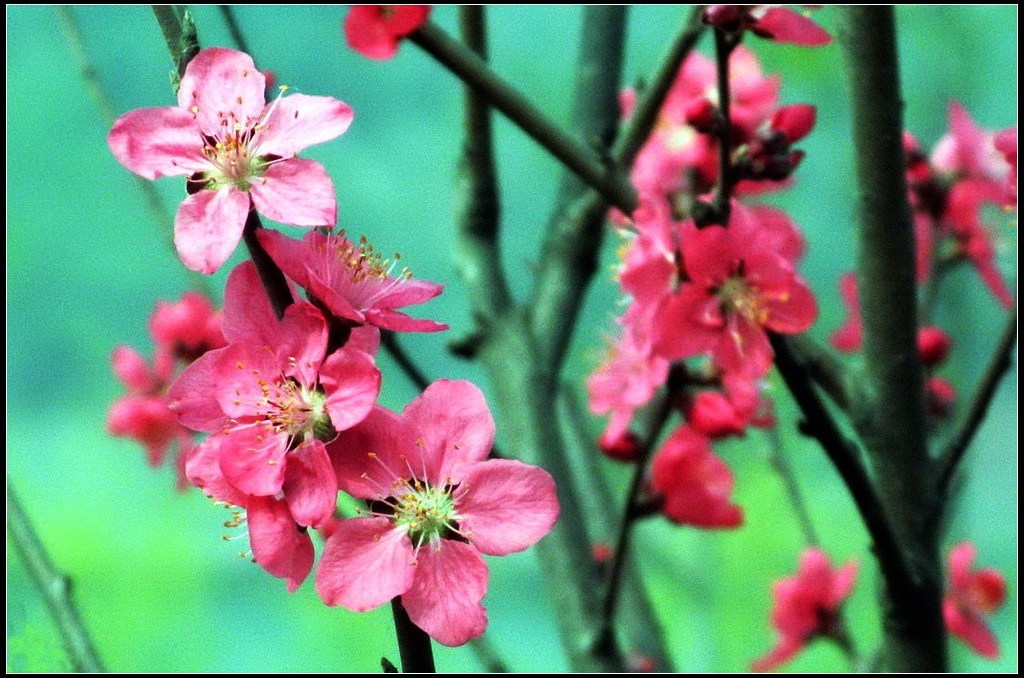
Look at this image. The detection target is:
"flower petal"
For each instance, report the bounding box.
[753,8,832,47]
[177,47,266,134]
[218,423,289,497]
[329,406,412,500]
[403,380,495,484]
[108,106,206,179]
[361,308,448,333]
[183,435,248,506]
[944,598,1000,659]
[456,460,559,556]
[247,496,314,593]
[283,440,337,528]
[250,158,337,227]
[320,346,381,432]
[316,517,416,611]
[402,541,489,647]
[259,94,354,158]
[167,346,231,433]
[174,188,250,274]
[222,260,296,345]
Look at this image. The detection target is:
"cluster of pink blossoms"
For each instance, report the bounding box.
[108,46,558,646]
[109,291,225,488]
[589,39,819,531]
[830,103,1017,417]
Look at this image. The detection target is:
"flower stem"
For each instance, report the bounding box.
[240,211,293,320]
[593,381,676,659]
[389,598,435,673]
[709,27,737,225]
[7,476,106,673]
[764,426,821,547]
[410,20,639,214]
[937,308,1017,492]
[151,5,199,86]
[217,5,251,55]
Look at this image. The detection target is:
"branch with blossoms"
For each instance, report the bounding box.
[71,4,1015,673]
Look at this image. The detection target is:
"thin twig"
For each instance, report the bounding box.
[709,28,736,225]
[593,387,675,658]
[240,213,293,320]
[770,334,914,595]
[937,308,1017,492]
[786,334,851,411]
[614,6,706,166]
[380,331,431,392]
[7,477,106,673]
[152,5,199,85]
[59,6,211,296]
[764,426,821,546]
[218,5,251,54]
[410,20,639,214]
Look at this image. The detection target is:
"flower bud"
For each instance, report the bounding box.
[918,326,952,367]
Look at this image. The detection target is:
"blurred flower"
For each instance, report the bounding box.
[150,291,225,362]
[917,326,952,367]
[344,5,430,60]
[829,272,861,353]
[650,425,743,528]
[944,541,1007,659]
[258,229,448,333]
[752,548,858,671]
[108,47,353,273]
[704,5,832,46]
[319,380,559,646]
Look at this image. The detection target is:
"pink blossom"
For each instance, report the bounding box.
[318,380,559,646]
[942,178,1015,309]
[688,372,773,439]
[107,345,189,470]
[169,262,381,528]
[344,6,430,60]
[926,376,957,419]
[704,6,832,47]
[650,425,742,528]
[931,101,1011,184]
[653,203,817,377]
[752,548,858,671]
[587,323,670,447]
[993,127,1017,206]
[185,437,315,592]
[943,541,1007,659]
[258,228,447,333]
[108,47,353,274]
[150,291,226,362]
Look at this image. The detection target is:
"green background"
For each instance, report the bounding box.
[7,5,1017,672]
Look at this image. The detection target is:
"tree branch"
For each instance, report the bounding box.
[151,5,199,86]
[452,6,512,326]
[410,20,639,214]
[937,308,1017,492]
[785,333,852,411]
[218,5,251,55]
[8,477,106,673]
[838,9,946,669]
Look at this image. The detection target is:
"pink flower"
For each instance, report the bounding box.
[108,47,353,274]
[258,229,448,333]
[318,380,559,646]
[169,262,381,528]
[704,6,833,47]
[185,438,315,592]
[943,178,1015,309]
[943,541,1007,659]
[931,101,1011,184]
[344,6,430,60]
[108,345,191,472]
[587,323,670,447]
[752,548,858,671]
[653,203,817,377]
[150,291,226,362]
[650,425,742,528]
[993,127,1017,207]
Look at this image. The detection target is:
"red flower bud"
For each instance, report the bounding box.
[599,430,640,462]
[917,326,953,367]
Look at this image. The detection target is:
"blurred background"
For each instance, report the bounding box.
[7,5,1016,672]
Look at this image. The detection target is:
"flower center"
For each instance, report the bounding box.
[717,275,768,324]
[258,377,336,445]
[201,123,266,190]
[391,477,460,549]
[333,231,412,285]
